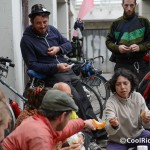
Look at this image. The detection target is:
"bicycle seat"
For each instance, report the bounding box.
[27,70,46,80]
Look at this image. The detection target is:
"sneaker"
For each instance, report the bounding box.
[89,142,101,150]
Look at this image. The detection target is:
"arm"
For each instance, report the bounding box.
[138,18,150,52]
[140,94,150,129]
[105,22,120,53]
[105,99,120,135]
[57,118,85,142]
[56,118,95,142]
[129,18,150,53]
[20,38,58,75]
[106,23,131,54]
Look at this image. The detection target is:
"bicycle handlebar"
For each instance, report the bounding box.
[68,55,104,64]
[0,57,15,78]
[87,56,104,64]
[0,57,12,62]
[0,57,15,68]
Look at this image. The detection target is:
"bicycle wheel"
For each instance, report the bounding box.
[81,82,103,119]
[82,75,110,110]
[5,102,16,137]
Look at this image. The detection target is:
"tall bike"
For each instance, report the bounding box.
[68,19,110,110]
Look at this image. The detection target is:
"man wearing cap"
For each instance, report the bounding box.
[53,82,103,150]
[2,90,95,150]
[20,4,99,127]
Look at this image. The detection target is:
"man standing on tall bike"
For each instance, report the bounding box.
[20,4,105,149]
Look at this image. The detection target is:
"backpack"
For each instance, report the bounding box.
[138,71,150,109]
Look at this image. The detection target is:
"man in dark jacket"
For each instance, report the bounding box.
[106,0,150,82]
[20,4,104,149]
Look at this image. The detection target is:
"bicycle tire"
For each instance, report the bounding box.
[81,82,103,119]
[5,102,16,137]
[82,75,110,110]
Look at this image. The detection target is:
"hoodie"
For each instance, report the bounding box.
[20,25,72,75]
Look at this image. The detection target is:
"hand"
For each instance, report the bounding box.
[48,46,60,56]
[118,45,131,53]
[84,119,96,130]
[57,63,70,73]
[55,141,63,150]
[77,133,84,146]
[141,111,150,123]
[109,117,119,127]
[69,143,81,150]
[129,44,140,52]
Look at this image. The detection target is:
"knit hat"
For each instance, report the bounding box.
[29,4,50,18]
[41,90,78,112]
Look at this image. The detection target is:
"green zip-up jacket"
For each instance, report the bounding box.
[106,14,150,61]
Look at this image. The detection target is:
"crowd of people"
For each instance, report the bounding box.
[0,0,150,149]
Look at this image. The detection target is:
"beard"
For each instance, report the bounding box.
[124,10,135,17]
[32,27,48,37]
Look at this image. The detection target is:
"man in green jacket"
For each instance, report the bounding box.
[106,0,150,82]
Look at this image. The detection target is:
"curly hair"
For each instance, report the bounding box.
[25,87,51,109]
[109,68,138,94]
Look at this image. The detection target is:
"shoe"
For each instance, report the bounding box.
[89,142,101,150]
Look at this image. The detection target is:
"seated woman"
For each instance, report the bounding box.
[105,68,150,150]
[14,87,50,129]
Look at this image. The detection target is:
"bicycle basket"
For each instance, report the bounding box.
[82,76,101,86]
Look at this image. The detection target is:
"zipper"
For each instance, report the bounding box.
[42,34,61,64]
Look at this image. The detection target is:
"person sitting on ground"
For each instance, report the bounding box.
[53,82,91,150]
[14,87,50,129]
[105,68,150,150]
[2,90,96,150]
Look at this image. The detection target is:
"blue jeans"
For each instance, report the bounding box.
[107,130,150,150]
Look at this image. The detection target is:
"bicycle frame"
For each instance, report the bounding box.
[0,79,26,102]
[0,57,27,102]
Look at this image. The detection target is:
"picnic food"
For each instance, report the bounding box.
[92,119,106,129]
